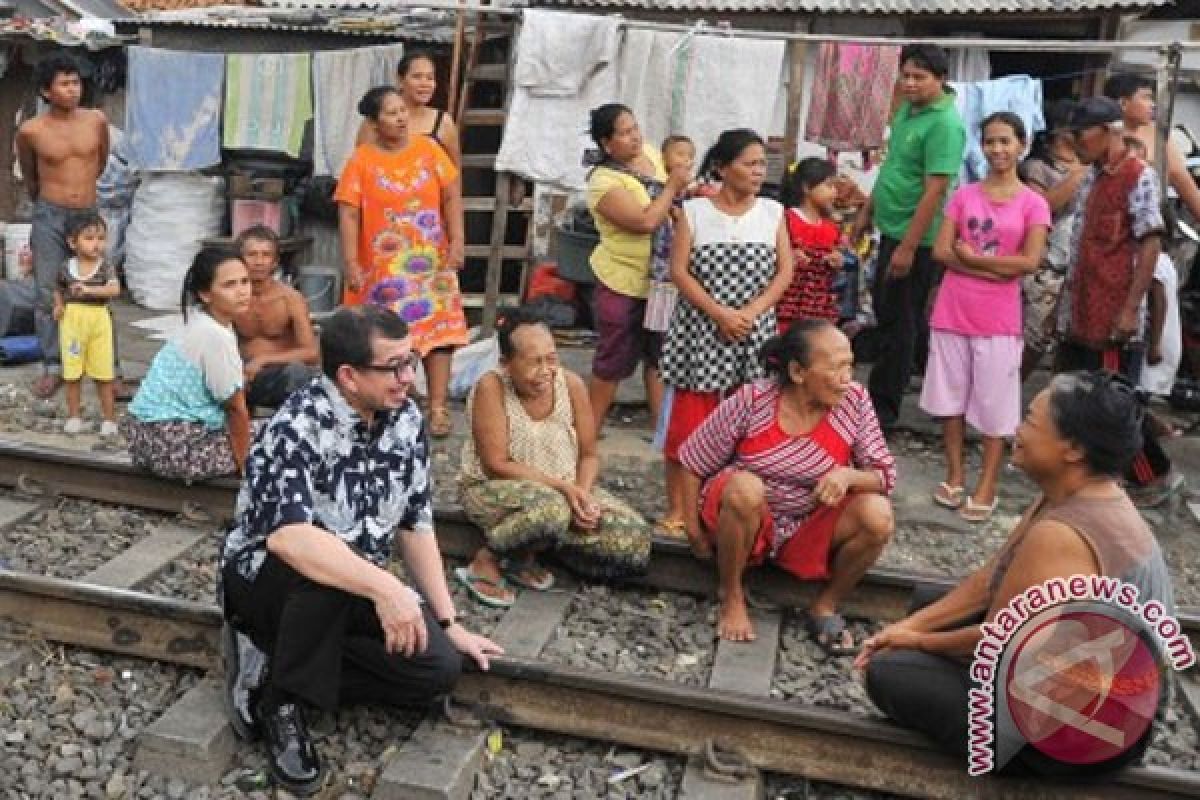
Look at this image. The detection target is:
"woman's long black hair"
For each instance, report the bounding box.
[180,248,241,321]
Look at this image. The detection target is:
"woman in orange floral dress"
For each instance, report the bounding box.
[337,85,467,436]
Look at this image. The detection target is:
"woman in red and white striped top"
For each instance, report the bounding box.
[678,320,897,651]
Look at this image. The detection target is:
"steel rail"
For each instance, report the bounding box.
[1,438,1196,638]
[0,568,1194,799]
[1,438,1196,634]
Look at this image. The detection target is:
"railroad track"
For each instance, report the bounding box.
[1,437,1197,634]
[1,571,1197,799]
[1,437,1199,798]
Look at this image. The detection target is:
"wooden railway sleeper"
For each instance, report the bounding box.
[702,738,757,784]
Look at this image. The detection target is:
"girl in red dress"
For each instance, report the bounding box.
[778,158,844,331]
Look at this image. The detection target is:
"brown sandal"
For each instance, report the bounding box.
[655,517,688,540]
[429,406,453,438]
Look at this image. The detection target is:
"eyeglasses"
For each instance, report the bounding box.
[358,352,420,379]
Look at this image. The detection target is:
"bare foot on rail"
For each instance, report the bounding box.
[717,593,756,642]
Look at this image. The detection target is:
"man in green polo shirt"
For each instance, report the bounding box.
[854,44,966,429]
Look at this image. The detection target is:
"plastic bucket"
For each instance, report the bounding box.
[295,265,343,314]
[553,226,599,285]
[4,223,32,281]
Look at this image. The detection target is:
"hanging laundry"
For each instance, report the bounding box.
[312,43,406,176]
[617,27,687,153]
[495,10,620,189]
[951,75,1045,183]
[677,33,786,157]
[126,47,223,171]
[946,48,992,83]
[512,8,619,97]
[223,52,313,159]
[804,42,900,153]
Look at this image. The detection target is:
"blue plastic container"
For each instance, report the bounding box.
[0,335,41,364]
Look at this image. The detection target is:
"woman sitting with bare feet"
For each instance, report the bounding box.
[455,307,653,607]
[679,320,896,650]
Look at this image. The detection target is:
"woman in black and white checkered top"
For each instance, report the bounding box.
[659,129,794,511]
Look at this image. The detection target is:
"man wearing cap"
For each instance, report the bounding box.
[1055,96,1180,506]
[1019,99,1087,380]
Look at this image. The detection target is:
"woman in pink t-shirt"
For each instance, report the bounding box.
[922,112,1051,522]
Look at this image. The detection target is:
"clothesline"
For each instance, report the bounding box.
[1035,67,1112,84]
[390,0,1196,58]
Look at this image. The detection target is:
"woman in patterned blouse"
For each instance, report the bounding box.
[659,129,793,555]
[337,86,466,439]
[456,307,653,607]
[679,321,896,649]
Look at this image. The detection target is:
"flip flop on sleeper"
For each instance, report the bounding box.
[804,611,858,657]
[454,566,515,608]
[655,518,688,540]
[500,559,555,591]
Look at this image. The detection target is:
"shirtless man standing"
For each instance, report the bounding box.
[232,226,319,408]
[16,52,110,399]
[1105,73,1200,237]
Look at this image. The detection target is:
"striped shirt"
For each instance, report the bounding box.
[679,380,896,556]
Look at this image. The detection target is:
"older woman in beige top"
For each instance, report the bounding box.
[456,307,653,607]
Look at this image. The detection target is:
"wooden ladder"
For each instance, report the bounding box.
[455,9,531,335]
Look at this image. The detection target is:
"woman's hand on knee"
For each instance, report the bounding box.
[560,484,600,530]
[814,468,853,506]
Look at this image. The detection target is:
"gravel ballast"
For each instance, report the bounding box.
[770,612,884,716]
[472,726,685,800]
[541,584,716,686]
[0,495,161,580]
[0,638,424,799]
[139,535,220,604]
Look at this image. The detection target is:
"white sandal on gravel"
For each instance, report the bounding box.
[933,482,964,509]
[960,497,997,523]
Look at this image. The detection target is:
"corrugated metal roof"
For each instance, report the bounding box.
[120,0,246,12]
[118,0,450,13]
[12,0,129,18]
[257,0,383,8]
[528,0,1169,13]
[122,5,468,41]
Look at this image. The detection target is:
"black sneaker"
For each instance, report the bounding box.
[222,622,266,741]
[259,699,324,796]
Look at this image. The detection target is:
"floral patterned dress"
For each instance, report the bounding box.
[335,139,468,354]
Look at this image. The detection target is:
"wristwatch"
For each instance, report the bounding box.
[438,615,457,630]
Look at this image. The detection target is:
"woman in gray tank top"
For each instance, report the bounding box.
[855,370,1175,777]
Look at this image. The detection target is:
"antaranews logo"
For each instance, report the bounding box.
[967,575,1195,776]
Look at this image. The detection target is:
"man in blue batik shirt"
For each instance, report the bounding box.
[220,305,502,796]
